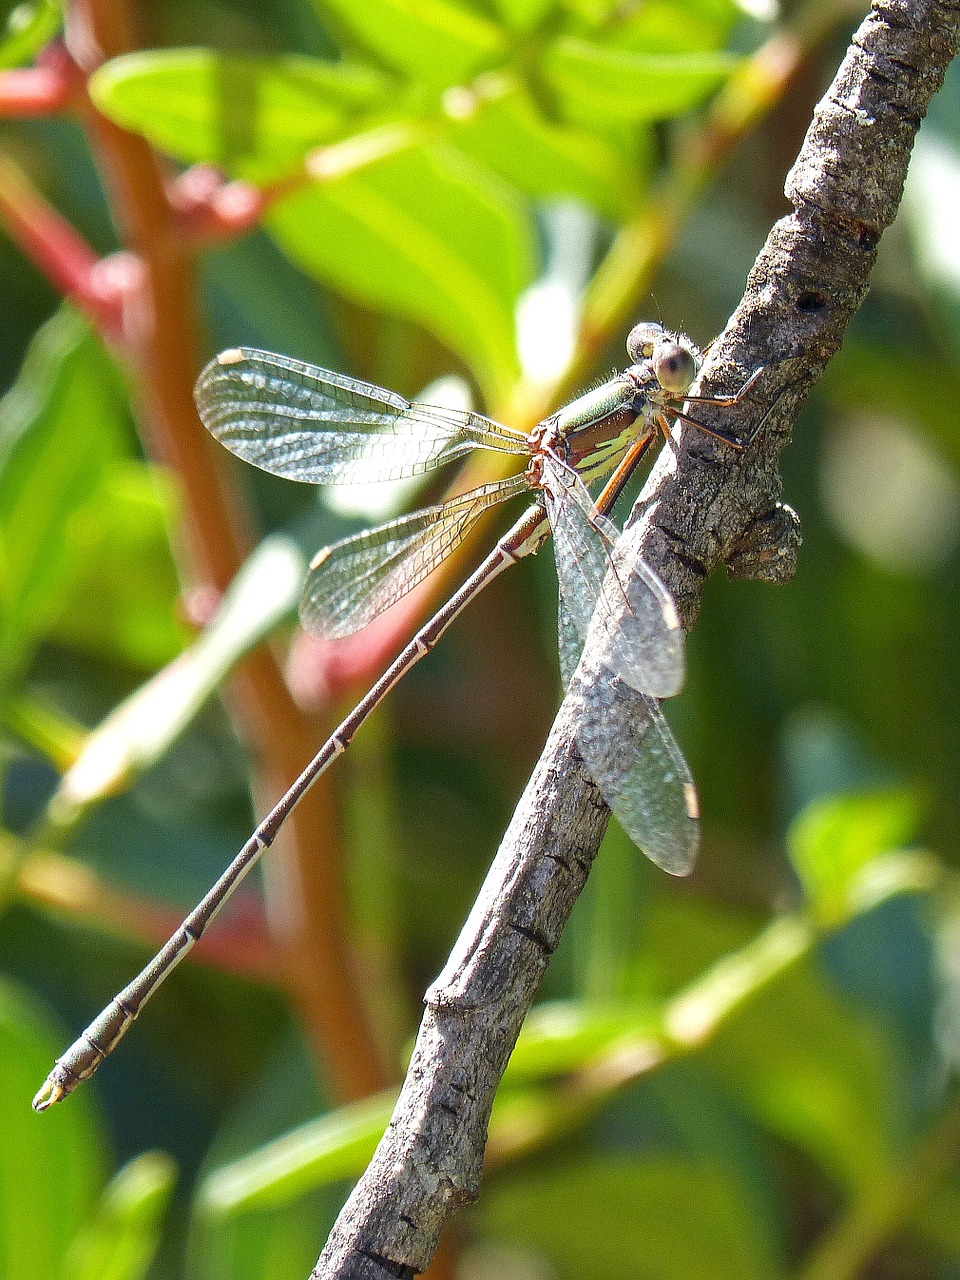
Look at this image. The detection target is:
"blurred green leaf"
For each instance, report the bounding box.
[506,1001,659,1081]
[451,76,643,217]
[267,145,534,395]
[67,1152,177,1280]
[48,534,305,827]
[904,130,960,357]
[3,690,85,771]
[194,1200,330,1280]
[311,0,504,87]
[0,0,60,70]
[916,1181,960,1259]
[607,0,741,55]
[51,460,186,670]
[198,1091,393,1216]
[487,0,553,33]
[478,1156,778,1280]
[788,790,920,922]
[0,979,105,1280]
[191,1034,342,1279]
[542,41,738,125]
[707,955,904,1195]
[90,50,389,183]
[0,307,126,691]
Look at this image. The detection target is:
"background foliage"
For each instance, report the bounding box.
[1,0,960,1278]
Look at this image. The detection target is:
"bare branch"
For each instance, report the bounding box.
[310,3,960,1275]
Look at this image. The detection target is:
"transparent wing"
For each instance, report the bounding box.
[544,456,684,698]
[577,679,700,875]
[195,348,528,486]
[559,595,698,875]
[301,475,529,638]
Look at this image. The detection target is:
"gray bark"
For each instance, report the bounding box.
[311,2,960,1275]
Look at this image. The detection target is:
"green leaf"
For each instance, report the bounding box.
[542,41,738,125]
[51,460,186,670]
[607,0,741,56]
[67,1153,177,1280]
[190,1034,342,1279]
[904,130,960,359]
[0,979,105,1280]
[478,1156,778,1280]
[90,50,389,183]
[506,1001,658,1081]
[0,307,126,690]
[487,0,554,33]
[193,1200,331,1280]
[0,0,60,70]
[788,790,920,922]
[310,0,504,88]
[48,534,306,829]
[267,145,534,396]
[451,76,643,217]
[198,1091,393,1217]
[706,956,904,1195]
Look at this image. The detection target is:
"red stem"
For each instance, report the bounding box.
[53,0,386,1102]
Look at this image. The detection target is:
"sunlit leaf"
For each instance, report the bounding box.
[451,75,643,217]
[542,41,738,125]
[309,0,505,87]
[904,130,960,358]
[788,790,920,921]
[478,1157,778,1280]
[0,0,60,70]
[267,145,534,396]
[0,979,105,1280]
[68,1153,177,1280]
[48,534,305,827]
[608,0,742,55]
[90,50,389,182]
[506,1001,659,1081]
[0,307,126,690]
[198,1091,393,1216]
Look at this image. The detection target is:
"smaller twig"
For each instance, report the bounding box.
[168,166,266,244]
[0,40,79,116]
[0,152,125,335]
[0,67,72,115]
[17,846,279,984]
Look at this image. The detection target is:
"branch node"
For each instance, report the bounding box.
[723,502,802,583]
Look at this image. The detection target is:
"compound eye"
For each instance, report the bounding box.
[654,342,698,394]
[626,322,664,362]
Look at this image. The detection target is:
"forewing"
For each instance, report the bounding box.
[301,476,528,637]
[195,348,526,485]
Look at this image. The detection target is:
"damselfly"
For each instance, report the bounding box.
[34,322,762,1111]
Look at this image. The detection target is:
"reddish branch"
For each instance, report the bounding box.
[0,2,387,1102]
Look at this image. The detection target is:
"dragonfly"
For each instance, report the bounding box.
[33,321,763,1112]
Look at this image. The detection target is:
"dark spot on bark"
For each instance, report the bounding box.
[796,290,828,313]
